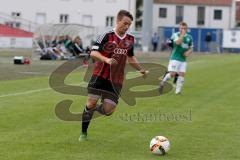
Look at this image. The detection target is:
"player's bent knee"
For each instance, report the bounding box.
[86,98,98,108]
[179,72,185,77]
[170,72,176,77]
[87,100,97,106]
[102,99,117,116]
[104,109,115,116]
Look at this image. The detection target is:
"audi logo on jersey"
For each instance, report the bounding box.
[103,40,133,54]
[113,48,128,55]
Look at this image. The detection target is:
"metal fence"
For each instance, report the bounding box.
[158,27,222,53]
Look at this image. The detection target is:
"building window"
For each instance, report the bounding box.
[15,22,21,28]
[106,16,114,27]
[11,12,21,18]
[5,22,21,28]
[135,0,143,31]
[176,6,183,24]
[82,15,92,26]
[236,1,240,27]
[159,8,167,18]
[197,6,205,25]
[60,14,69,23]
[214,10,222,20]
[36,13,46,24]
[6,12,21,28]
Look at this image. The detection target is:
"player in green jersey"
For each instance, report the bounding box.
[159,22,193,94]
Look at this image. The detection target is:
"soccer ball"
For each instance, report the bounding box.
[150,136,170,155]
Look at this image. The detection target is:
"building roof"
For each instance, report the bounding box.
[154,0,232,6]
[0,24,33,37]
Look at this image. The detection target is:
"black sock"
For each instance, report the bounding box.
[81,106,94,133]
[173,74,179,84]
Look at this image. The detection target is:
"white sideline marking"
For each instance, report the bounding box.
[0,82,86,98]
[188,60,204,64]
[18,72,47,75]
[0,88,51,98]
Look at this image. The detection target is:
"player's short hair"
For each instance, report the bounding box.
[179,22,188,27]
[117,10,133,21]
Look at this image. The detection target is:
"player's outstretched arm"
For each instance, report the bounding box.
[127,56,148,75]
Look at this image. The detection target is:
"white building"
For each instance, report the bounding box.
[1,0,240,50]
[0,24,33,48]
[1,0,240,32]
[153,0,239,29]
[0,0,136,32]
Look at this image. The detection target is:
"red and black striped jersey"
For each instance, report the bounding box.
[91,29,134,85]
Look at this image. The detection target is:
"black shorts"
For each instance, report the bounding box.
[87,76,122,104]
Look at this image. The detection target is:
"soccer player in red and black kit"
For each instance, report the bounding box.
[79,10,148,141]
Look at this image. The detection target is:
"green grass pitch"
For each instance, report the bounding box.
[0,51,240,160]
